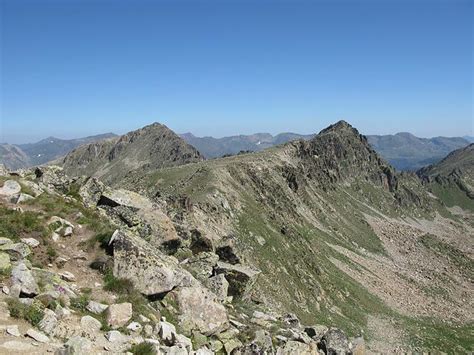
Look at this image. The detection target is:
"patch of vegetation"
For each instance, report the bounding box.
[0,205,46,241]
[127,342,157,355]
[70,293,91,313]
[66,182,81,200]
[429,183,474,212]
[7,298,44,326]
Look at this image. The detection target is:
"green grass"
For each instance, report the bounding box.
[127,342,157,355]
[0,205,46,241]
[429,183,474,212]
[7,298,44,326]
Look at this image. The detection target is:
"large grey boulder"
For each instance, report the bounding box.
[166,285,229,336]
[111,230,195,296]
[11,262,39,296]
[0,180,21,196]
[0,252,11,273]
[58,336,92,355]
[0,242,31,260]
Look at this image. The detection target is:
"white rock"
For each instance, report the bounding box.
[2,285,10,295]
[105,330,128,343]
[81,315,102,333]
[63,226,73,237]
[127,322,142,332]
[16,193,34,204]
[51,232,61,242]
[139,314,151,323]
[106,302,133,328]
[21,238,40,248]
[26,328,49,343]
[158,321,177,345]
[6,325,20,337]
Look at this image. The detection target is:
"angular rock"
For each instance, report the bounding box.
[81,315,102,334]
[111,230,195,296]
[166,285,228,336]
[105,330,129,343]
[6,325,20,337]
[106,302,133,328]
[0,242,31,260]
[207,273,229,301]
[20,238,40,248]
[0,180,21,196]
[127,322,142,332]
[214,261,260,298]
[276,340,319,354]
[11,261,39,296]
[26,328,49,343]
[63,226,74,237]
[39,309,59,335]
[320,328,350,355]
[86,300,108,314]
[15,193,34,204]
[60,271,76,282]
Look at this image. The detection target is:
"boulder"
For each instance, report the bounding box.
[0,180,21,196]
[79,178,106,208]
[105,330,129,343]
[26,328,49,343]
[106,302,133,328]
[320,328,350,355]
[81,315,102,334]
[189,230,214,254]
[6,325,20,337]
[60,271,76,282]
[207,274,229,301]
[276,340,319,355]
[20,238,40,248]
[11,262,39,296]
[0,242,31,260]
[39,309,59,335]
[166,285,228,336]
[86,300,108,314]
[111,230,195,296]
[214,261,260,298]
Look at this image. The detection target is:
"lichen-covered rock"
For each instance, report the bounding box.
[111,230,195,296]
[207,273,229,301]
[0,242,31,260]
[166,285,229,336]
[86,300,108,314]
[11,261,39,296]
[320,328,350,355]
[214,261,260,298]
[58,336,92,354]
[276,340,319,355]
[0,252,11,273]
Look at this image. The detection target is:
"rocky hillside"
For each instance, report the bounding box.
[0,134,117,169]
[61,123,204,185]
[417,144,474,211]
[0,165,365,354]
[115,120,472,353]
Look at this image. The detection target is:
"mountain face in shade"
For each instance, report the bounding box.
[61,122,204,185]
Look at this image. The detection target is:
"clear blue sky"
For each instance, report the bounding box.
[1,0,472,143]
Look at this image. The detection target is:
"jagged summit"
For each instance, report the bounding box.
[61,122,204,184]
[318,119,355,134]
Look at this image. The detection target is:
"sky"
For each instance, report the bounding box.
[0,0,472,144]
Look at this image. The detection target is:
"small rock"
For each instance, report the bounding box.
[55,257,69,268]
[138,314,151,323]
[11,261,39,296]
[60,271,76,282]
[105,330,128,343]
[6,325,20,337]
[63,226,73,237]
[26,328,49,343]
[15,193,34,204]
[2,285,10,295]
[39,309,58,335]
[86,300,108,314]
[21,238,40,248]
[127,322,142,332]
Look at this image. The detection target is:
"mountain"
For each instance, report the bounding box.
[181,130,470,171]
[417,143,474,210]
[61,122,204,185]
[180,132,314,158]
[463,136,474,143]
[366,132,470,171]
[0,133,117,169]
[111,120,472,352]
[0,144,30,170]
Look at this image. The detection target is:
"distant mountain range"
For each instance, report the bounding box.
[181,131,471,171]
[1,129,470,172]
[0,133,117,170]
